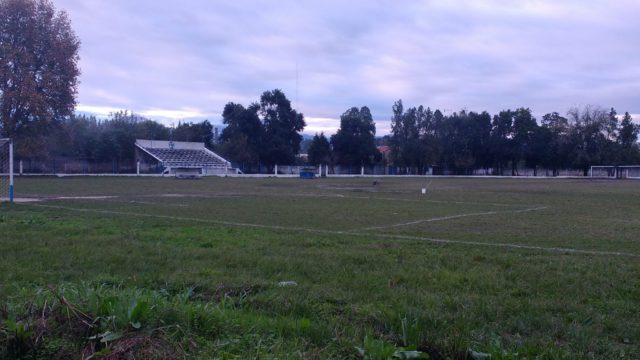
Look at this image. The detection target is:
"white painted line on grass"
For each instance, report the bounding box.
[357,206,549,231]
[22,203,638,258]
[23,191,529,208]
[26,203,328,233]
[256,192,525,207]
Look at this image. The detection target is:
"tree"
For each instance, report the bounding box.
[218,102,263,168]
[605,107,619,140]
[0,0,80,158]
[618,112,638,147]
[617,112,639,163]
[307,132,331,165]
[173,120,214,146]
[512,108,539,174]
[259,89,305,166]
[567,106,611,174]
[490,110,514,175]
[390,100,423,171]
[541,112,570,175]
[331,106,379,166]
[467,111,492,171]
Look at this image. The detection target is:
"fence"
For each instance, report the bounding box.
[10,157,628,179]
[14,158,163,175]
[0,139,13,201]
[261,164,593,178]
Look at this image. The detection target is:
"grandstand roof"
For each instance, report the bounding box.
[135,139,230,169]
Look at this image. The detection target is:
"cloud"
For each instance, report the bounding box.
[304,117,340,135]
[76,105,123,117]
[55,0,640,134]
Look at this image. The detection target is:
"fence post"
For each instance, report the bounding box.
[325,164,329,177]
[274,164,278,176]
[137,161,140,176]
[19,160,23,175]
[361,166,364,176]
[9,141,14,202]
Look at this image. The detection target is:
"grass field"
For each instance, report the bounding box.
[1,176,639,359]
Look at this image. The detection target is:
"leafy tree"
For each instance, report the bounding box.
[428,109,446,172]
[50,111,173,164]
[136,118,171,141]
[512,108,539,174]
[617,112,639,163]
[618,112,638,148]
[490,110,514,174]
[218,102,263,167]
[52,114,99,159]
[307,132,331,165]
[173,120,214,146]
[331,107,379,166]
[0,0,80,158]
[390,100,423,171]
[567,106,610,174]
[541,112,570,175]
[468,111,493,171]
[605,107,619,140]
[259,89,305,166]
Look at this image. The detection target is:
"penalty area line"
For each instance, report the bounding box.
[21,203,638,258]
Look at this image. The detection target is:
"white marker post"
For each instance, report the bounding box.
[9,141,14,202]
[422,180,432,196]
[136,161,140,176]
[274,164,278,176]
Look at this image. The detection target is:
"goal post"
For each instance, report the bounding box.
[590,165,640,179]
[0,138,14,203]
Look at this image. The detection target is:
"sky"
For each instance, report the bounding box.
[55,0,640,135]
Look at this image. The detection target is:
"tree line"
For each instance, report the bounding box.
[9,92,638,177]
[302,101,639,175]
[42,111,214,164]
[383,101,639,175]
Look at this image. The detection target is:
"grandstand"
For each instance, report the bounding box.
[135,139,235,176]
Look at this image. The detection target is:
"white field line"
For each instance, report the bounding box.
[101,199,189,207]
[17,191,527,208]
[162,191,527,208]
[357,206,549,231]
[25,203,328,233]
[261,191,525,207]
[21,203,639,258]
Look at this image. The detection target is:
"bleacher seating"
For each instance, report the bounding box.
[144,148,227,168]
[135,139,235,175]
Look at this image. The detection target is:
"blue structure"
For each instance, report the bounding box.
[299,167,316,179]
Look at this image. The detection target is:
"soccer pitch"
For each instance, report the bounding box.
[1,177,639,358]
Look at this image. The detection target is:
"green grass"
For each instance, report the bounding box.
[1,176,639,359]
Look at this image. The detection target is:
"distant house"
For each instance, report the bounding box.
[376,145,392,163]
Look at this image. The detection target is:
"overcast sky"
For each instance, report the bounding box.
[56,0,640,135]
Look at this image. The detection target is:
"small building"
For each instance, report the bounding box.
[135,139,234,176]
[376,145,392,163]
